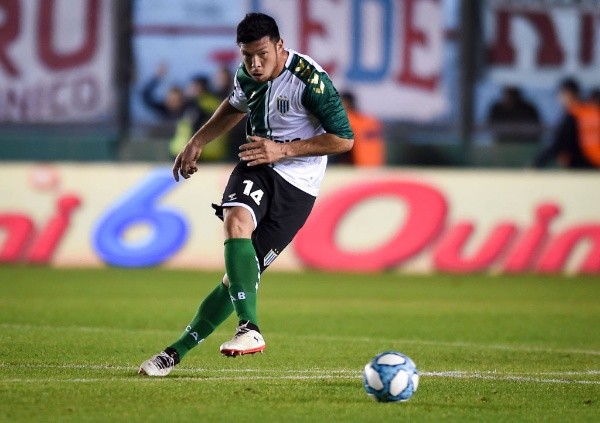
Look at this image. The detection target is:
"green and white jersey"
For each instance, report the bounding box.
[229,49,353,196]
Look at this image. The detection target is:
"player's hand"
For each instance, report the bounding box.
[172,141,202,181]
[239,136,285,166]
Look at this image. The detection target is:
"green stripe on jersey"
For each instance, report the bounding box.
[289,54,317,84]
[235,67,270,137]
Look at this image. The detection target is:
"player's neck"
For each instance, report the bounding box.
[269,50,289,81]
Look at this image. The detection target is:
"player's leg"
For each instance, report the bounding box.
[139,163,269,374]
[223,206,258,326]
[219,171,316,356]
[212,163,272,356]
[220,170,316,356]
[138,274,234,376]
[167,275,234,355]
[218,206,265,356]
[143,208,263,366]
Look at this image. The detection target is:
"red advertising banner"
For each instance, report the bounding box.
[0,164,598,275]
[0,0,116,123]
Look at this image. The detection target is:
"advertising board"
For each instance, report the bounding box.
[1,164,598,275]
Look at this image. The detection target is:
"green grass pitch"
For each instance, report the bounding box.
[0,267,599,422]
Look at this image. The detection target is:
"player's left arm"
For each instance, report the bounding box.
[239,72,354,166]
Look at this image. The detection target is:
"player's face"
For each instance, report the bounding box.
[240,36,283,82]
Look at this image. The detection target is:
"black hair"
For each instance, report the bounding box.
[503,86,522,99]
[191,75,210,87]
[559,77,580,97]
[236,12,280,44]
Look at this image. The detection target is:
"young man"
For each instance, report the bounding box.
[138,12,353,376]
[533,78,593,169]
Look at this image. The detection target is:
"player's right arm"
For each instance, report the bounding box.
[173,99,246,181]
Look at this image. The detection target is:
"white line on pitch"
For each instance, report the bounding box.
[0,363,360,373]
[1,364,599,385]
[424,372,600,385]
[1,373,599,385]
[286,334,600,357]
[2,323,599,357]
[2,363,600,378]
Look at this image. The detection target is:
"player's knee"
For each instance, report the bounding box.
[224,215,252,238]
[223,207,254,238]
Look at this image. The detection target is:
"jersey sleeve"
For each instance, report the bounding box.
[301,71,354,139]
[228,73,249,113]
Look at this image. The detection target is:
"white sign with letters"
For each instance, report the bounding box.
[255,0,449,120]
[0,0,115,123]
[485,0,600,87]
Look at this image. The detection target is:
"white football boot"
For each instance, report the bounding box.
[220,322,266,357]
[138,351,176,376]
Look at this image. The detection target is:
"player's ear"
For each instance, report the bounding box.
[276,38,283,52]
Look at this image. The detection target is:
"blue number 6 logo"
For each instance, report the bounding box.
[93,168,189,267]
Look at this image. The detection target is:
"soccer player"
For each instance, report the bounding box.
[139,12,354,376]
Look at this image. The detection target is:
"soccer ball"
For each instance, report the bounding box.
[363,351,419,402]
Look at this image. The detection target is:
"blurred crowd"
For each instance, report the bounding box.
[487,79,600,169]
[140,63,386,167]
[141,63,244,162]
[141,67,600,170]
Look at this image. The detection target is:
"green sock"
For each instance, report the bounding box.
[169,282,233,359]
[225,238,260,326]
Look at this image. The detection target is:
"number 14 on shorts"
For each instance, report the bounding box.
[242,180,264,205]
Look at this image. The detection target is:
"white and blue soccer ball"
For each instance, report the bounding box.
[363,351,419,402]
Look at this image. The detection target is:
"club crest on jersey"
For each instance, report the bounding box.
[276,96,290,115]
